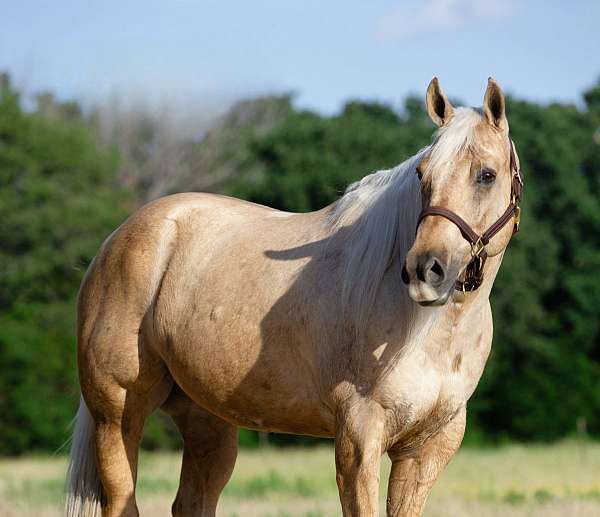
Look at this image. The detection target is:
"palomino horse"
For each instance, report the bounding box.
[66,78,522,517]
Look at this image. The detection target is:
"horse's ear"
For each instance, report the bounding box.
[426,77,454,127]
[483,77,508,131]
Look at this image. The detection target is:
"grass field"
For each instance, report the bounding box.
[1,441,598,516]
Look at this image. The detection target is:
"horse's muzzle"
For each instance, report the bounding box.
[402,253,456,306]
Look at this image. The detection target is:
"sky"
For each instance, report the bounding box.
[1,1,599,115]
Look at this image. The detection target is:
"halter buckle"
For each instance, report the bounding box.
[513,206,521,233]
[470,238,485,258]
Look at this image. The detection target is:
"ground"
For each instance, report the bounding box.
[1,441,598,516]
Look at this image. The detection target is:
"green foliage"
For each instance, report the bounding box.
[238,428,261,448]
[230,97,432,211]
[0,74,131,454]
[140,412,181,450]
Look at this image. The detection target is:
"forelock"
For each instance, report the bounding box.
[422,107,483,179]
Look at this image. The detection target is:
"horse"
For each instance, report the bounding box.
[65,77,522,517]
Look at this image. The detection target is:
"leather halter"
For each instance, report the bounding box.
[416,137,523,293]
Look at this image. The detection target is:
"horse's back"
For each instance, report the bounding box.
[78,191,299,354]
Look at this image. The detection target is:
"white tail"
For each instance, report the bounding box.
[64,396,103,517]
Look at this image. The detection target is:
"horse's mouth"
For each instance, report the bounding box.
[416,288,452,307]
[408,276,454,307]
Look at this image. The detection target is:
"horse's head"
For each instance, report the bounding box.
[403,77,522,306]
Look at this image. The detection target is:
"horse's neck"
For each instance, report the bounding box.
[367,252,504,362]
[411,252,504,355]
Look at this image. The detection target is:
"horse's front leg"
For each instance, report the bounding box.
[386,407,466,517]
[335,400,386,517]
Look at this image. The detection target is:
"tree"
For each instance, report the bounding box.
[0,74,131,454]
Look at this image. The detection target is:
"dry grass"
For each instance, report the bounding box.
[1,441,598,516]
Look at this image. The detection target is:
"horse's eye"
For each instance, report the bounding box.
[477,168,496,185]
[416,165,423,180]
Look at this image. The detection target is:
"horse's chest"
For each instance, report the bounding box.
[378,353,474,451]
[387,392,462,455]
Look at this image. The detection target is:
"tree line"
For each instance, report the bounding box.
[1,72,599,454]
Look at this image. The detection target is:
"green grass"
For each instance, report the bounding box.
[1,441,599,516]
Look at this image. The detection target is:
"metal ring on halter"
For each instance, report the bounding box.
[470,238,485,258]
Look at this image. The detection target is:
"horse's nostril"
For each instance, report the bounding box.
[425,257,445,286]
[430,259,444,278]
[411,256,447,286]
[401,264,410,284]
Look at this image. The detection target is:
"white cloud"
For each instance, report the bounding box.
[375,0,515,41]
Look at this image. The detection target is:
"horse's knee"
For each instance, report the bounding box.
[386,408,466,517]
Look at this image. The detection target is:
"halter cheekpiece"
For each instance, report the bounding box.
[416,136,523,293]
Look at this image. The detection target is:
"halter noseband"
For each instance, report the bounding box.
[416,137,523,293]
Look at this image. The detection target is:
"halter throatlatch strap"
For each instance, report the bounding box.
[416,137,523,293]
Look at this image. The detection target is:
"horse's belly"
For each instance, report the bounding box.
[203,389,336,438]
[156,310,336,437]
[168,346,336,436]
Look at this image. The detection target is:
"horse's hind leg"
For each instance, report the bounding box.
[162,385,238,517]
[92,391,164,516]
[74,208,179,516]
[79,297,173,515]
[81,332,173,517]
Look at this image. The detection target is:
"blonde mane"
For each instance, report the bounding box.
[328,107,482,337]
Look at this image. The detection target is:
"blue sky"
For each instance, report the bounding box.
[1,1,599,114]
